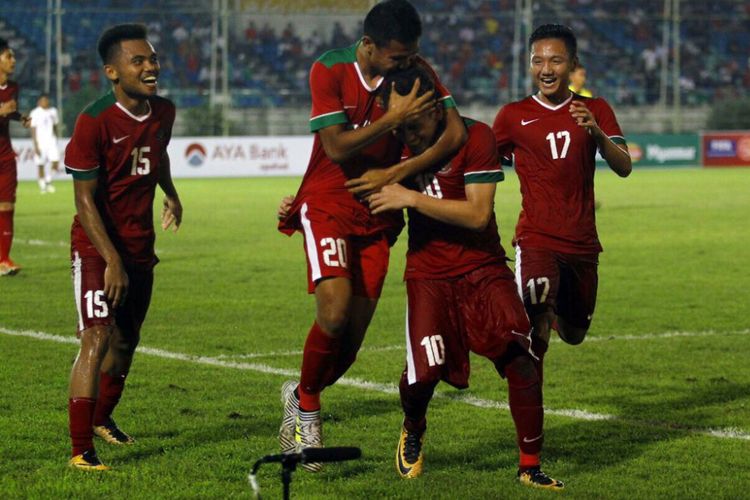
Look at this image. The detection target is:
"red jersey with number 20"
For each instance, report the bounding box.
[404,119,507,280]
[65,91,175,267]
[493,94,626,254]
[0,80,20,161]
[279,42,456,237]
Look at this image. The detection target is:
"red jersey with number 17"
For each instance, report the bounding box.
[279,42,456,237]
[493,93,626,254]
[0,80,20,161]
[65,91,175,267]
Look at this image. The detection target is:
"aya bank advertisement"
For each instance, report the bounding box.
[12,136,313,180]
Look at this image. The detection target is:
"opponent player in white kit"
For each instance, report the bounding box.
[29,94,60,193]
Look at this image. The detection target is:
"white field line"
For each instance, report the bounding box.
[18,239,68,247]
[1,326,749,442]
[215,328,750,360]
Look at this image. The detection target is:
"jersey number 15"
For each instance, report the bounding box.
[130,146,151,175]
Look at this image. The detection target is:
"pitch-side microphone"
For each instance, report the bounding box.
[261,447,361,464]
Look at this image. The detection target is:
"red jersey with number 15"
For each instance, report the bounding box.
[279,42,456,237]
[0,80,20,161]
[65,91,175,267]
[493,93,626,254]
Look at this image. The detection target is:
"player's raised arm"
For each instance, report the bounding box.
[73,177,128,307]
[570,99,631,177]
[317,75,435,164]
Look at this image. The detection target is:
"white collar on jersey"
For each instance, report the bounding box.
[532,93,573,111]
[354,61,384,93]
[115,100,152,122]
[0,83,7,90]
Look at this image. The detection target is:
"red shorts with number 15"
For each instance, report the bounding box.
[71,249,153,336]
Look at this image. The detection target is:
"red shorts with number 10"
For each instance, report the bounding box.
[404,263,534,389]
[298,201,391,299]
[71,249,153,336]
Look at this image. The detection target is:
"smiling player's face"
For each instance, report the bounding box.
[530,38,574,104]
[106,39,160,99]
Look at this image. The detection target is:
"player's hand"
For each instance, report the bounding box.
[386,79,435,125]
[161,195,182,232]
[0,99,17,117]
[345,168,394,197]
[569,100,601,136]
[368,183,416,214]
[103,259,129,309]
[277,195,295,221]
[20,115,31,128]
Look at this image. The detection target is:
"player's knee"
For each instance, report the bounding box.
[504,354,539,389]
[316,309,349,336]
[531,311,555,344]
[109,326,140,355]
[0,202,14,211]
[557,323,588,345]
[79,326,113,359]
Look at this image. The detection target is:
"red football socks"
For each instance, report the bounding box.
[504,355,544,457]
[298,322,341,411]
[69,397,96,456]
[399,371,436,432]
[0,210,13,261]
[93,371,126,426]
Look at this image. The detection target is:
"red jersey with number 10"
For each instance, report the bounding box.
[0,80,20,161]
[65,91,175,267]
[493,93,626,254]
[404,119,507,280]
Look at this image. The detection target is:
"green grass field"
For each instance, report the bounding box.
[1,167,749,499]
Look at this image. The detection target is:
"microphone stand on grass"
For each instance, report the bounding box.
[249,447,362,499]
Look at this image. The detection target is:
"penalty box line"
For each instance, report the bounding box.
[1,326,749,442]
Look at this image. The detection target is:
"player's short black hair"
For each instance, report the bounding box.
[97,24,147,64]
[0,37,9,54]
[529,24,577,60]
[364,0,422,47]
[380,64,435,109]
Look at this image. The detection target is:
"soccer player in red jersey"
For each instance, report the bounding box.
[0,37,29,276]
[368,66,563,490]
[276,0,467,471]
[492,24,631,362]
[65,24,182,470]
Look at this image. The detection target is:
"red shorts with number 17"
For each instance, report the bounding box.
[514,245,599,329]
[404,264,534,389]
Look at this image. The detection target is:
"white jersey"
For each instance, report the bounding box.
[30,106,59,144]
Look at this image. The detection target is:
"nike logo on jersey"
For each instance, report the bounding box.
[522,434,543,443]
[113,135,130,144]
[521,119,540,126]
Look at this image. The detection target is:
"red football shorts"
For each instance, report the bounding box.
[299,201,390,299]
[514,244,599,329]
[0,158,17,202]
[71,250,154,336]
[404,264,534,389]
